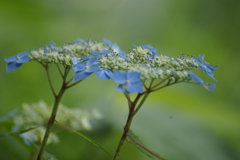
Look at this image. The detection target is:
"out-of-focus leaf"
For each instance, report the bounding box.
[55,120,113,158]
[127,130,166,160]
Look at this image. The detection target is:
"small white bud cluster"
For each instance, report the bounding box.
[10,101,102,145]
[28,39,113,66]
[97,46,199,81]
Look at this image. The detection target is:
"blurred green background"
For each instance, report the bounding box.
[0,0,240,160]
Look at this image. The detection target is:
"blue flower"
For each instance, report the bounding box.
[193,54,220,81]
[4,51,31,72]
[112,70,143,93]
[72,58,99,82]
[95,68,113,80]
[189,71,216,92]
[103,38,126,57]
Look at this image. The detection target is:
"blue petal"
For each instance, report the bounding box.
[127,72,141,83]
[199,54,205,62]
[4,55,17,62]
[73,61,87,72]
[90,51,102,55]
[17,51,29,58]
[72,59,80,65]
[86,64,99,73]
[126,81,143,93]
[112,70,127,84]
[48,41,56,46]
[73,71,92,82]
[142,44,151,49]
[203,83,216,92]
[205,63,220,69]
[95,69,113,80]
[76,37,85,43]
[17,55,31,63]
[189,72,204,85]
[6,62,22,72]
[82,56,93,60]
[132,44,138,48]
[86,57,98,65]
[207,73,218,82]
[103,38,112,46]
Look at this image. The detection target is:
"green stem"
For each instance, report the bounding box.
[112,101,136,160]
[112,92,147,160]
[133,92,150,116]
[37,66,70,160]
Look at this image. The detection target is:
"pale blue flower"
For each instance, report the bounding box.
[193,54,219,81]
[112,70,143,93]
[95,68,113,80]
[72,58,98,82]
[189,71,216,92]
[4,51,31,72]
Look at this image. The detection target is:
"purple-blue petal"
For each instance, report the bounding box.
[76,37,84,43]
[4,55,17,62]
[95,69,112,80]
[126,81,143,93]
[72,59,80,65]
[86,57,98,65]
[127,72,141,83]
[103,38,112,46]
[73,71,92,82]
[189,72,204,85]
[6,62,22,72]
[112,70,127,84]
[203,83,216,92]
[73,61,87,72]
[17,51,29,58]
[86,64,99,73]
[16,56,31,63]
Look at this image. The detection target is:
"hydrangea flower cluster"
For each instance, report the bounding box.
[5,101,102,145]
[4,38,219,92]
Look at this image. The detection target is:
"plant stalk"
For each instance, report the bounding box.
[37,66,70,160]
[112,103,135,160]
[36,83,67,160]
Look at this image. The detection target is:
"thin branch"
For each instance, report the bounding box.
[56,64,64,78]
[66,80,82,89]
[151,80,183,92]
[45,64,57,97]
[133,92,150,116]
[151,77,170,90]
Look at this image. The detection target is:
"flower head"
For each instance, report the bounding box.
[193,54,219,81]
[4,51,31,72]
[112,70,143,93]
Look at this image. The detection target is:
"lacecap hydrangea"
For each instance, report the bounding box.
[4,38,219,92]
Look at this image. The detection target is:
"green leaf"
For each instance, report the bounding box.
[55,120,113,158]
[127,129,167,160]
